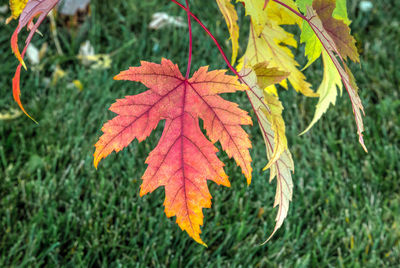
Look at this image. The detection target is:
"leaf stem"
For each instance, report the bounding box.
[170,0,272,113]
[171,1,241,81]
[185,0,192,79]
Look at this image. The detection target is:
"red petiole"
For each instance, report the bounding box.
[170,0,237,78]
[185,0,192,79]
[170,0,355,122]
[171,0,343,119]
[170,0,277,114]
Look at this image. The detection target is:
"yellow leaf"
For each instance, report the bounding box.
[77,54,112,69]
[240,65,294,242]
[239,22,317,97]
[7,0,28,23]
[265,0,302,26]
[239,63,289,169]
[51,66,66,86]
[253,61,289,89]
[263,92,289,169]
[239,0,300,36]
[238,0,268,36]
[0,108,22,120]
[216,0,240,64]
[73,80,84,91]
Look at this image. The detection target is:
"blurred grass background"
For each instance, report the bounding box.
[0,0,399,266]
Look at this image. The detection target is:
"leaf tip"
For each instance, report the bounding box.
[93,150,103,169]
[246,175,252,185]
[11,28,27,71]
[139,184,150,197]
[359,136,368,153]
[197,239,208,247]
[261,220,284,245]
[263,161,273,171]
[93,158,99,169]
[261,230,276,245]
[299,126,311,136]
[12,64,36,122]
[243,164,252,185]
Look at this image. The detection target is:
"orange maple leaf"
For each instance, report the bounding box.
[94,59,252,245]
[11,0,59,121]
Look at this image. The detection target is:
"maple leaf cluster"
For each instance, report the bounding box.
[8,0,366,246]
[9,0,59,122]
[216,0,365,243]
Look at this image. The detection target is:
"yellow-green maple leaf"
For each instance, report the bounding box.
[305,0,358,62]
[243,62,290,167]
[239,21,317,97]
[216,0,240,64]
[332,0,352,25]
[299,0,354,68]
[312,0,359,63]
[301,51,343,134]
[302,3,367,151]
[300,20,323,70]
[300,0,364,147]
[239,64,294,242]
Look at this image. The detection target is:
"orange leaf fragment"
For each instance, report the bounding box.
[11,0,59,121]
[94,59,252,245]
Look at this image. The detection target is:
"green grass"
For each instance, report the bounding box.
[1,0,399,266]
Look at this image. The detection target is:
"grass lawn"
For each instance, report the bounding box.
[0,0,399,266]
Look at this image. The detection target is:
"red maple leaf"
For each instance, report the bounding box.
[94,59,252,245]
